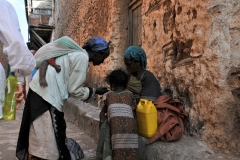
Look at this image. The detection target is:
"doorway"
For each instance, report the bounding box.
[128,0,142,46]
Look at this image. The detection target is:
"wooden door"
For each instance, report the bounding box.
[128,0,142,46]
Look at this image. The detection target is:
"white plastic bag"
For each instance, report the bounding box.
[0,64,6,119]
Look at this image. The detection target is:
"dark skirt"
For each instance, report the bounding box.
[16,89,71,160]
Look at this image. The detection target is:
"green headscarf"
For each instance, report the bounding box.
[34,36,85,69]
[124,46,147,70]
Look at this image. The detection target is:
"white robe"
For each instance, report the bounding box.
[29,51,93,159]
[29,51,92,112]
[0,0,36,119]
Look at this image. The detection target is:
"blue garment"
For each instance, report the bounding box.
[124,46,147,70]
[31,69,37,81]
[83,37,109,52]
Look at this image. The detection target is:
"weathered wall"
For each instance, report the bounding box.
[142,0,240,155]
[53,0,240,155]
[29,1,52,25]
[53,0,129,107]
[29,14,51,25]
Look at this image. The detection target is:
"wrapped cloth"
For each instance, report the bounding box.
[147,95,188,144]
[34,36,84,69]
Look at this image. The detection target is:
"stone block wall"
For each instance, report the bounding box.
[53,0,240,155]
[29,15,51,25]
[29,0,53,26]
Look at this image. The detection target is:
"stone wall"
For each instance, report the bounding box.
[53,0,240,155]
[29,1,52,25]
[29,14,51,25]
[142,0,240,155]
[53,0,129,107]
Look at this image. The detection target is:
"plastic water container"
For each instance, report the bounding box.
[2,74,18,120]
[136,99,158,138]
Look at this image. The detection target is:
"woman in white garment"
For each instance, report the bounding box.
[0,0,36,119]
[16,36,110,160]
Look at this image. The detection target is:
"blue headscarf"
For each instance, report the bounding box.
[124,46,147,70]
[83,37,109,52]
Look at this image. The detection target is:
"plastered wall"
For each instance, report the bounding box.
[53,0,240,154]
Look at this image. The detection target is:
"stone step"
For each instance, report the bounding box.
[63,97,240,160]
[63,97,100,141]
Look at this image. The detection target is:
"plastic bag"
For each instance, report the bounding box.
[66,137,84,160]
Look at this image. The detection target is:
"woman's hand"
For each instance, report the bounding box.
[15,84,23,109]
[95,86,109,95]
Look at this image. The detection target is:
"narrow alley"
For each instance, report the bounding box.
[0,0,240,159]
[0,104,97,160]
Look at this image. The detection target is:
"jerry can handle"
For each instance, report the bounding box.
[137,99,147,109]
[140,99,148,105]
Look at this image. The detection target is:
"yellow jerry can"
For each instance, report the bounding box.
[136,99,158,138]
[2,74,18,120]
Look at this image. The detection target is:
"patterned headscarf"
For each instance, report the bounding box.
[83,37,109,52]
[124,46,147,70]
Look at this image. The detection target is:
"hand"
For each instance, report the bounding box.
[39,77,48,87]
[53,64,61,73]
[15,84,23,109]
[95,86,109,95]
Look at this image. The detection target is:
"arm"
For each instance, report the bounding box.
[0,1,36,107]
[131,93,137,118]
[140,71,161,102]
[39,60,49,87]
[0,1,36,76]
[131,95,137,110]
[47,58,61,73]
[67,52,92,100]
[67,52,108,101]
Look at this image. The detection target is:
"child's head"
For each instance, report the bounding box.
[105,69,130,90]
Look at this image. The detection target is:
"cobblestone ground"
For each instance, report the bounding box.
[0,104,97,160]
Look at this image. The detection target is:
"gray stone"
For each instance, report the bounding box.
[140,135,214,160]
[63,97,101,141]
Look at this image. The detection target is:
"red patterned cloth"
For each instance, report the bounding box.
[106,90,139,160]
[47,58,56,66]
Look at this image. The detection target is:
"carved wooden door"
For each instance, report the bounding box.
[128,0,142,46]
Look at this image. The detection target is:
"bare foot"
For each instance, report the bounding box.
[53,64,61,73]
[39,78,48,87]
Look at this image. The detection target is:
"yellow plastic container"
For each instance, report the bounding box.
[136,99,158,138]
[2,75,18,120]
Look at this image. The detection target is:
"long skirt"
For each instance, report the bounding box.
[96,103,139,160]
[16,89,71,160]
[108,103,139,160]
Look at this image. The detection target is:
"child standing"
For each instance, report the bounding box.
[96,69,139,160]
